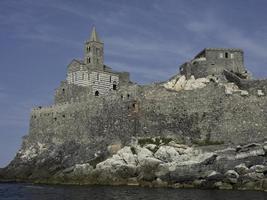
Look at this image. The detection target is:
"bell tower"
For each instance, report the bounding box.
[84,26,104,69]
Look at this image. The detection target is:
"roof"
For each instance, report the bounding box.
[67,59,83,66]
[89,26,102,43]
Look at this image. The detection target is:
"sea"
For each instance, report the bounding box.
[0,183,266,200]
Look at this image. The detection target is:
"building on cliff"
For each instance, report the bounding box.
[65,26,130,96]
[29,26,267,150]
[2,26,267,189]
[180,48,251,79]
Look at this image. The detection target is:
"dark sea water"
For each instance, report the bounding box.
[0,183,266,200]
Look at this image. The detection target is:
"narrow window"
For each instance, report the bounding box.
[121,94,123,99]
[62,114,65,118]
[54,117,57,121]
[127,94,130,99]
[113,84,117,90]
[97,73,99,80]
[62,88,65,93]
[109,75,112,83]
[219,53,223,58]
[230,53,234,59]
[225,52,229,58]
[89,57,91,63]
[89,47,90,52]
[96,58,99,64]
[95,91,99,96]
[82,73,84,80]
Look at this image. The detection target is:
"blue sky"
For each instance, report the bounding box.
[0,0,267,167]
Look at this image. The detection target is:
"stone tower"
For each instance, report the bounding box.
[84,26,104,70]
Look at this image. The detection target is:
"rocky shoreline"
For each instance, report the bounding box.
[1,138,266,192]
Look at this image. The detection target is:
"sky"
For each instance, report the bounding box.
[0,0,267,167]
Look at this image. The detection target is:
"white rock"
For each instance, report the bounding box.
[154,146,180,162]
[163,75,208,92]
[73,163,93,175]
[225,170,239,184]
[234,163,249,175]
[117,146,137,166]
[225,170,239,179]
[240,90,249,96]
[135,146,153,163]
[223,82,240,95]
[250,165,266,173]
[257,90,264,96]
[144,144,157,152]
[263,142,267,152]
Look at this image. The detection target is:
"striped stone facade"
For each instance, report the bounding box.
[67,70,119,95]
[65,26,127,96]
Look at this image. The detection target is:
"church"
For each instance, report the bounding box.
[66,27,130,96]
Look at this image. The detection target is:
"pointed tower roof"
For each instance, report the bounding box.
[89,26,102,42]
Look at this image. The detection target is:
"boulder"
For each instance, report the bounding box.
[250,165,267,173]
[144,144,157,152]
[234,163,249,175]
[261,179,267,190]
[95,154,137,182]
[72,163,93,176]
[137,157,162,181]
[154,146,179,162]
[263,142,267,153]
[206,171,224,181]
[243,172,264,181]
[225,170,239,184]
[117,147,137,166]
[135,146,153,164]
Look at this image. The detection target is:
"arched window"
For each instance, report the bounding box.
[95,91,99,96]
[225,52,229,58]
[113,81,117,90]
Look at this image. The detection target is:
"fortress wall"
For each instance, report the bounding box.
[54,82,92,104]
[137,83,267,144]
[224,70,267,94]
[239,79,267,93]
[28,95,139,152]
[26,82,267,162]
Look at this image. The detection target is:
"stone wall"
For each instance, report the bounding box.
[224,70,267,94]
[31,81,267,158]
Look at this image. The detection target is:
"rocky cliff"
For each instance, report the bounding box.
[1,74,267,191]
